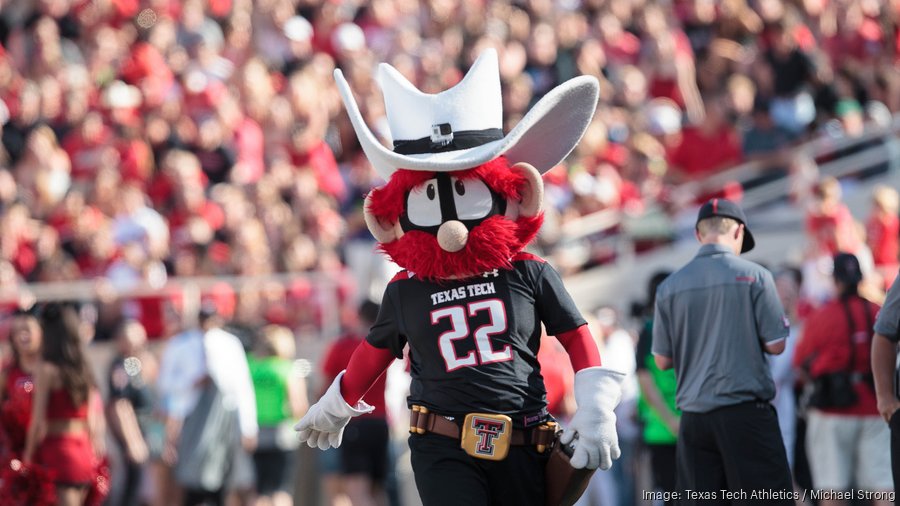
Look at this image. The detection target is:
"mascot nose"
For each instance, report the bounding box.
[437,221,468,252]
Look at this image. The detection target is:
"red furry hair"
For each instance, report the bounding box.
[366,157,544,280]
[381,214,542,280]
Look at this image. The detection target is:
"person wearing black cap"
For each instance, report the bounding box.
[652,198,794,504]
[794,253,892,502]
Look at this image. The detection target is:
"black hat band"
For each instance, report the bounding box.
[393,128,503,155]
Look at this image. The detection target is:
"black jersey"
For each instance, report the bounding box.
[367,252,585,426]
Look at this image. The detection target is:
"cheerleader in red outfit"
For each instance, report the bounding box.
[22,304,106,506]
[0,309,43,459]
[0,308,59,506]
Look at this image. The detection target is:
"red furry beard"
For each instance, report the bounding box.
[379,214,543,281]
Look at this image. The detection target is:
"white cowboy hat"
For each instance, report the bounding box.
[334,48,599,180]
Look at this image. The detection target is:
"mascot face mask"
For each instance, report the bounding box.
[334,49,599,280]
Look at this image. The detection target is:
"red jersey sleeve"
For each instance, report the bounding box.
[556,324,603,372]
[340,341,395,405]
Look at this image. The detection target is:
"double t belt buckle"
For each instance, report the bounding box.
[460,413,512,461]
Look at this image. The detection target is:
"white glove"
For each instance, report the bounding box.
[560,366,625,471]
[294,371,374,450]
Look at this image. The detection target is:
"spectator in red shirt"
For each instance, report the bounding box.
[666,94,743,181]
[62,111,115,183]
[537,332,575,420]
[216,93,265,185]
[793,253,892,500]
[802,176,872,305]
[866,185,900,289]
[162,150,225,242]
[639,4,704,123]
[598,12,641,66]
[116,131,154,187]
[287,72,346,202]
[821,2,884,68]
[1,203,40,279]
[320,300,392,506]
[805,176,863,259]
[120,41,175,109]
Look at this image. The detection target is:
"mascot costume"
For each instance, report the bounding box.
[295,49,625,506]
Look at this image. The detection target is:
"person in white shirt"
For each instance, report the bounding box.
[157,304,258,506]
[111,185,169,258]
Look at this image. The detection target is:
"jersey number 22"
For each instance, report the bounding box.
[431,299,512,372]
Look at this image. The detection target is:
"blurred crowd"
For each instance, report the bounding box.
[0,0,898,319]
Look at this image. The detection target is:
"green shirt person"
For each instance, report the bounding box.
[248,325,308,504]
[635,271,679,499]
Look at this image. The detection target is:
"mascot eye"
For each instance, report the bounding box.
[406,178,443,227]
[453,178,494,221]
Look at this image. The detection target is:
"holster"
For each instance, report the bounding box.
[544,434,595,506]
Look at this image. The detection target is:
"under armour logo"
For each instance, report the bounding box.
[472,417,506,456]
[482,269,499,278]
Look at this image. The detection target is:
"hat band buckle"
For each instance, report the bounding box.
[393,127,503,155]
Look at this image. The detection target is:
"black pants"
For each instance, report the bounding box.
[890,410,900,491]
[340,417,390,483]
[183,487,225,506]
[677,401,794,506]
[408,432,549,506]
[115,461,142,506]
[648,443,677,501]
[253,448,297,495]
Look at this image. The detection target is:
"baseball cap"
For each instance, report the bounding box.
[695,198,756,253]
[832,252,862,285]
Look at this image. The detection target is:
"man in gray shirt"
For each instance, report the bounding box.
[652,198,794,504]
[872,278,900,490]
